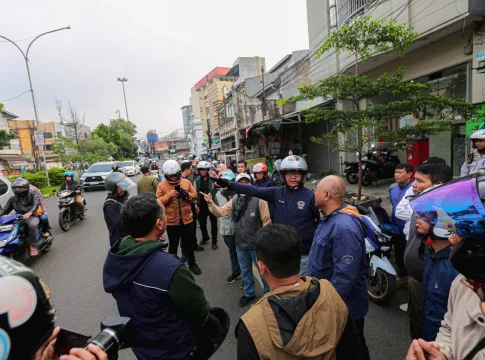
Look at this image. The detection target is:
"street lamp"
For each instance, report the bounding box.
[117,78,130,121]
[115,110,121,119]
[0,26,71,186]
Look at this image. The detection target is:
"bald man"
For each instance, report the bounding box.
[308,175,370,360]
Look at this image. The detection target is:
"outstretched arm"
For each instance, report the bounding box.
[229,182,278,204]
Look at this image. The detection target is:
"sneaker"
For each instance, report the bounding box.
[194,245,205,252]
[189,263,202,275]
[240,284,244,290]
[226,273,242,284]
[238,295,255,307]
[212,243,218,250]
[199,238,210,245]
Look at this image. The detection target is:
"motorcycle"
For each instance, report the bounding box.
[344,150,400,186]
[354,203,397,304]
[150,169,162,182]
[0,213,54,263]
[56,189,85,232]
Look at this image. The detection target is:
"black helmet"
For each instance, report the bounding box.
[192,307,230,359]
[12,178,30,196]
[0,257,55,360]
[112,164,120,172]
[105,172,136,195]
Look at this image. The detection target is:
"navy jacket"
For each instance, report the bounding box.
[229,182,318,255]
[254,178,274,188]
[103,244,199,360]
[421,245,459,341]
[307,203,369,320]
[389,180,412,235]
[103,195,128,246]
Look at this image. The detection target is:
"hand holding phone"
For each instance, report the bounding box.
[54,328,91,356]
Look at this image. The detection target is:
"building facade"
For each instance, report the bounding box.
[181,105,192,138]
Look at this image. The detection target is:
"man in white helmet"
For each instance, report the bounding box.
[461,129,485,176]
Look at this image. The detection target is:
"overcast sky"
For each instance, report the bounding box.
[1,1,309,138]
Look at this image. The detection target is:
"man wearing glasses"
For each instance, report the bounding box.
[216,155,319,276]
[461,129,485,176]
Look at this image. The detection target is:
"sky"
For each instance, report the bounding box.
[0,1,309,139]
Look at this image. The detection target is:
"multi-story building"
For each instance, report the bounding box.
[189,118,204,155]
[181,105,192,138]
[0,108,25,174]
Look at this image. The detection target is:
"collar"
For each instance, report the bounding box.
[399,179,413,190]
[320,203,347,221]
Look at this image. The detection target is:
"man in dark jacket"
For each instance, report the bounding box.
[252,163,274,188]
[103,193,210,360]
[237,224,361,360]
[217,155,319,276]
[308,175,369,360]
[103,172,136,246]
[59,171,85,216]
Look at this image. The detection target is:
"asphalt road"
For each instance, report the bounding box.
[28,173,412,360]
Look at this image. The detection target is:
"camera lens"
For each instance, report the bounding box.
[87,328,120,354]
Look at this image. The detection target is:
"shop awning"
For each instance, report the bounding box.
[220,147,240,153]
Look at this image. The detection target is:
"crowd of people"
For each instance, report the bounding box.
[2,131,485,359]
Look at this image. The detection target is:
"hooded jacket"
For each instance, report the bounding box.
[307,203,369,320]
[0,191,38,216]
[103,236,209,360]
[103,194,127,246]
[229,182,319,255]
[237,277,360,360]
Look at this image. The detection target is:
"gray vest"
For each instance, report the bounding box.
[233,195,262,250]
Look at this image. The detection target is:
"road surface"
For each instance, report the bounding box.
[28,174,411,359]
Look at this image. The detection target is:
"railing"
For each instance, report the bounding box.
[338,0,376,26]
[219,117,236,139]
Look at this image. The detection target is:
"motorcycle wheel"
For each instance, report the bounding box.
[345,172,358,184]
[59,211,71,232]
[362,176,372,187]
[367,268,397,304]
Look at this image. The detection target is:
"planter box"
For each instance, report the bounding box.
[345,192,382,209]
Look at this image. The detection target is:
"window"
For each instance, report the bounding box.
[43,132,53,139]
[329,0,337,29]
[0,179,8,196]
[45,145,52,151]
[57,132,62,137]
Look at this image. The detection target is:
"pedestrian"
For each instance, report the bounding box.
[214,171,241,284]
[103,193,210,360]
[204,173,271,307]
[194,160,219,250]
[307,175,370,360]
[103,172,136,246]
[252,163,274,188]
[404,163,452,340]
[216,155,319,275]
[270,159,283,187]
[137,165,159,194]
[236,224,361,360]
[237,160,251,176]
[461,129,485,176]
[230,159,238,174]
[157,160,201,275]
[389,163,414,286]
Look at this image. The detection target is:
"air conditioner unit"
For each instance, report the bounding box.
[478,60,485,74]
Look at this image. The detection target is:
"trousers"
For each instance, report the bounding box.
[223,235,240,276]
[25,216,40,245]
[408,276,423,340]
[236,247,269,298]
[166,223,196,266]
[354,318,370,360]
[198,203,218,244]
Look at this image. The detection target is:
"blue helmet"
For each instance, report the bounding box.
[220,172,235,181]
[64,171,75,180]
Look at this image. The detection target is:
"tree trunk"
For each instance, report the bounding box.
[357,127,363,200]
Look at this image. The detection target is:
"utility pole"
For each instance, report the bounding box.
[206,118,213,151]
[261,65,266,117]
[0,27,70,186]
[117,78,130,121]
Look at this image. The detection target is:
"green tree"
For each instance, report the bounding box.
[280,16,477,199]
[0,130,17,149]
[92,119,138,159]
[110,118,137,136]
[78,134,118,163]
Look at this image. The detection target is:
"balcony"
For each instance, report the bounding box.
[338,0,377,26]
[219,117,236,139]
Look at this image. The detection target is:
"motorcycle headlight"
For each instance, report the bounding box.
[375,231,391,245]
[0,226,18,248]
[365,238,375,253]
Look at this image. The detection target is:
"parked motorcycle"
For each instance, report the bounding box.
[354,203,397,304]
[0,213,54,263]
[344,150,400,186]
[56,190,85,232]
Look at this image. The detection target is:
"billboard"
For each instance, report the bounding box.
[147,132,158,143]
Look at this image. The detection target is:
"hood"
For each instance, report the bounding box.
[339,203,361,218]
[255,278,348,358]
[103,236,164,293]
[81,170,112,178]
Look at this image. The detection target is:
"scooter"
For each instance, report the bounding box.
[150,169,162,182]
[355,203,397,304]
[0,213,54,263]
[56,189,86,232]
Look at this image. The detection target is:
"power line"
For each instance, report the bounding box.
[1,90,31,102]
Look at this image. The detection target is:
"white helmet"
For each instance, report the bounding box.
[274,159,282,171]
[236,173,251,183]
[470,129,485,140]
[211,160,219,166]
[197,161,211,170]
[280,155,308,174]
[162,160,181,182]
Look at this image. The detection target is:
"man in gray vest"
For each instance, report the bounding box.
[461,129,485,176]
[202,173,271,307]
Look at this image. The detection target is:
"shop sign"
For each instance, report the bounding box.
[476,51,485,59]
[34,131,44,145]
[246,157,266,167]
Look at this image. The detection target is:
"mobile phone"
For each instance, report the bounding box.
[55,328,91,356]
[175,184,181,192]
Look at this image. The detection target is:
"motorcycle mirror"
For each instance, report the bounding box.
[368,207,381,226]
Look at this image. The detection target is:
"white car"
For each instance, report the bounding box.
[0,175,13,210]
[122,160,139,176]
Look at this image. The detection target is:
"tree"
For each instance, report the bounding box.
[77,134,118,163]
[0,130,17,149]
[280,16,478,199]
[91,119,138,159]
[110,118,137,136]
[57,100,86,145]
[52,136,83,176]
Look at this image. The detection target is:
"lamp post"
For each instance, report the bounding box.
[115,110,121,119]
[0,26,71,186]
[117,78,130,121]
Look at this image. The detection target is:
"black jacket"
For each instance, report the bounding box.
[59,180,81,192]
[0,193,39,216]
[103,194,128,246]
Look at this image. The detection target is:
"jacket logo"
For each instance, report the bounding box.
[297,201,305,209]
[342,255,353,265]
[250,211,256,217]
[278,200,285,204]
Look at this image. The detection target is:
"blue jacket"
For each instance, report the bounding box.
[389,180,412,235]
[307,203,369,320]
[229,182,319,255]
[421,245,459,342]
[254,178,273,188]
[103,243,199,360]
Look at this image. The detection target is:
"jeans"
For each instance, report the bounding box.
[39,214,51,235]
[236,247,269,298]
[198,203,218,244]
[408,276,423,340]
[25,216,39,245]
[300,255,309,276]
[166,223,196,266]
[223,235,240,276]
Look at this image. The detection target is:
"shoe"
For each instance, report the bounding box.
[240,284,244,290]
[238,295,255,307]
[181,254,187,263]
[397,275,409,289]
[226,273,242,284]
[30,245,39,257]
[212,243,218,250]
[189,263,202,275]
[159,235,166,241]
[194,245,204,251]
[199,239,210,245]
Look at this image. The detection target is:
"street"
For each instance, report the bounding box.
[29,174,411,360]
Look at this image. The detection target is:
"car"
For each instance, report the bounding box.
[80,162,118,191]
[0,175,14,210]
[122,160,139,176]
[113,161,127,175]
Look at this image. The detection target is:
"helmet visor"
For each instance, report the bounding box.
[117,177,136,191]
[410,175,485,238]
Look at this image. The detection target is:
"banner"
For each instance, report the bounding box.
[34,131,44,145]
